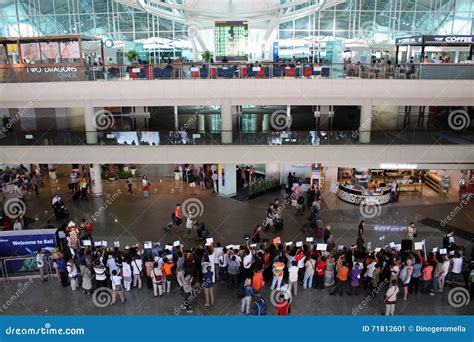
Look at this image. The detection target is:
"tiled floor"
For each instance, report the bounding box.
[1,165,473,316]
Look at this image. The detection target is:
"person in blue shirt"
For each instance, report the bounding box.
[202,266,214,306]
[241,278,253,315]
[56,253,69,287]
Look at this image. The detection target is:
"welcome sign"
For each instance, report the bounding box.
[0,229,57,258]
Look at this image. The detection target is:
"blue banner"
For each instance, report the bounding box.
[0,316,472,341]
[272,41,279,62]
[0,229,57,258]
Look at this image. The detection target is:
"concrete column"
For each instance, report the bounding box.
[286,105,292,130]
[218,163,237,197]
[174,106,179,131]
[89,163,103,196]
[221,99,232,144]
[198,113,205,132]
[372,105,398,130]
[262,114,270,131]
[359,100,373,143]
[84,102,98,144]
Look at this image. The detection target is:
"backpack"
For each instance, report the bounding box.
[237,286,246,299]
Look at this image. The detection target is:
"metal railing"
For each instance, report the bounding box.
[0,255,54,282]
[1,62,473,83]
[0,129,473,146]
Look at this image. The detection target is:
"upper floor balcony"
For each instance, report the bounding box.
[1,62,473,83]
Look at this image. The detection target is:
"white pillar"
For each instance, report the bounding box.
[84,102,98,144]
[218,164,237,197]
[198,114,205,132]
[359,100,372,143]
[262,114,270,131]
[89,164,103,196]
[174,106,179,131]
[221,99,232,144]
[286,105,292,130]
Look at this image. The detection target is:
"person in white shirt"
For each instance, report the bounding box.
[93,261,107,288]
[218,251,228,282]
[288,261,299,296]
[384,279,399,316]
[212,171,218,193]
[303,256,316,289]
[364,258,376,290]
[122,260,132,292]
[13,219,22,231]
[243,250,253,279]
[110,270,125,304]
[36,251,47,282]
[214,244,224,280]
[451,254,463,275]
[439,256,450,292]
[151,263,163,297]
[106,255,118,274]
[66,258,78,291]
[131,257,143,289]
[186,215,194,237]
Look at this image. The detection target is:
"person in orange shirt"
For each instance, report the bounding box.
[161,258,175,294]
[252,269,265,294]
[329,255,349,296]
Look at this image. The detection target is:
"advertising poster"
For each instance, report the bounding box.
[20,43,41,61]
[60,41,81,59]
[40,41,60,61]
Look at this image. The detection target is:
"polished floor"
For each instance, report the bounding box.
[0,166,473,316]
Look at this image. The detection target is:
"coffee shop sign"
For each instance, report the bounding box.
[26,66,78,73]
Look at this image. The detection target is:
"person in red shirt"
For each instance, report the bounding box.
[315,256,327,290]
[276,299,290,315]
[174,204,183,228]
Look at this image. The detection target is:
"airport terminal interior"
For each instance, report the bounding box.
[0,0,473,317]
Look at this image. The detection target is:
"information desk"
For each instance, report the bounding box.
[337,184,391,205]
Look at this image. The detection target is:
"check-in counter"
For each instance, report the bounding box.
[337,184,391,205]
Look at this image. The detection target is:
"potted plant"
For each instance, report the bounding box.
[202,50,212,63]
[125,49,138,65]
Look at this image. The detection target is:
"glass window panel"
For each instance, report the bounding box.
[295,17,309,30]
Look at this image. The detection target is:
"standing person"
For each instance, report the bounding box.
[182,273,194,313]
[421,262,434,294]
[303,256,316,289]
[349,262,361,296]
[329,256,349,296]
[324,255,335,289]
[36,250,47,282]
[203,265,215,307]
[127,176,133,195]
[358,220,365,237]
[405,222,417,240]
[69,171,78,193]
[110,269,126,305]
[199,167,206,191]
[185,214,194,238]
[271,257,285,290]
[188,169,197,195]
[66,258,78,291]
[218,248,228,282]
[174,204,183,229]
[432,257,444,295]
[93,261,107,289]
[80,263,93,295]
[227,255,239,289]
[439,255,450,292]
[315,256,327,290]
[409,256,422,294]
[131,256,143,290]
[384,279,399,316]
[323,225,332,243]
[212,171,218,193]
[241,278,253,315]
[151,262,163,297]
[142,179,150,198]
[122,259,132,292]
[176,251,185,288]
[162,258,174,294]
[144,257,154,290]
[288,261,299,296]
[400,259,413,301]
[79,178,89,201]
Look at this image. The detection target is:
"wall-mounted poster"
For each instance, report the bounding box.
[20,43,41,61]
[60,41,80,59]
[40,42,60,61]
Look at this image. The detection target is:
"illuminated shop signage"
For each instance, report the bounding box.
[380,163,418,169]
[423,35,474,45]
[395,36,422,45]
